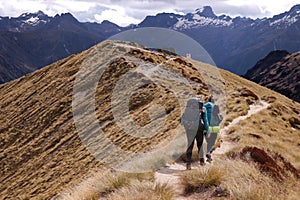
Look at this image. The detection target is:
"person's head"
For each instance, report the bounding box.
[197,98,204,108]
[208,95,215,103]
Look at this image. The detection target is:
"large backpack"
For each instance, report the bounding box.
[211,105,222,126]
[205,103,222,126]
[181,97,205,131]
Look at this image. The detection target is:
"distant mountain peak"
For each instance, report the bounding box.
[269,4,300,27]
[35,10,47,16]
[15,10,51,28]
[19,10,47,18]
[53,12,79,24]
[195,6,216,18]
[101,20,117,25]
[173,6,231,30]
[290,4,300,12]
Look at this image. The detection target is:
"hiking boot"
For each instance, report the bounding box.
[200,158,205,166]
[206,153,212,163]
[186,163,191,170]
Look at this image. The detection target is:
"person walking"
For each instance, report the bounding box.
[200,96,223,163]
[182,97,210,170]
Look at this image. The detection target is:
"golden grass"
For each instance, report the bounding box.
[180,164,225,194]
[59,171,130,200]
[0,41,207,199]
[1,40,299,199]
[222,160,283,200]
[59,170,174,200]
[226,107,300,170]
[220,69,300,171]
[179,159,297,199]
[58,170,155,200]
[223,90,253,126]
[108,181,174,200]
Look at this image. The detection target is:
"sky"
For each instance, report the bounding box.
[0,0,299,26]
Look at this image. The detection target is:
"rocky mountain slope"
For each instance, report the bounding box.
[1,40,299,199]
[1,5,300,83]
[245,50,300,102]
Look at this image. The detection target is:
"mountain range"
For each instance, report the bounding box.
[245,50,300,102]
[138,5,300,75]
[0,5,300,83]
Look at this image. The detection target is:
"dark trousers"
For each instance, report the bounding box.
[199,132,218,158]
[186,128,204,163]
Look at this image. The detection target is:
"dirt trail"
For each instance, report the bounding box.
[213,100,270,156]
[155,100,270,199]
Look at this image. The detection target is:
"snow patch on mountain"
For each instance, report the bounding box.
[17,11,51,27]
[172,6,233,30]
[195,8,204,13]
[20,12,30,18]
[25,17,39,24]
[173,15,232,30]
[270,15,299,26]
[22,17,49,26]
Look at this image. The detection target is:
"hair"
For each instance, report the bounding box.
[208,96,215,103]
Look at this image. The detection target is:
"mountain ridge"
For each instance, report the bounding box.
[245,50,300,102]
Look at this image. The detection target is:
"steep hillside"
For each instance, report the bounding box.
[1,41,299,199]
[0,40,210,199]
[245,50,300,102]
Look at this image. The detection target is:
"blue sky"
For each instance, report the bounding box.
[0,0,299,26]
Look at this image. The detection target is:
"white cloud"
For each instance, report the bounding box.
[94,7,141,26]
[0,0,298,26]
[224,0,300,17]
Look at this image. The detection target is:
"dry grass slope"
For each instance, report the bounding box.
[0,40,209,199]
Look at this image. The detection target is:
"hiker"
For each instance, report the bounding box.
[181,97,210,170]
[200,96,223,163]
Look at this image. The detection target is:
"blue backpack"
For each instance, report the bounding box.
[205,103,222,126]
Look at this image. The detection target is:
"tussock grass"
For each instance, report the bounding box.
[222,160,283,200]
[228,108,300,170]
[224,93,251,126]
[58,170,155,200]
[180,164,226,194]
[60,171,130,200]
[108,181,174,200]
[179,159,298,199]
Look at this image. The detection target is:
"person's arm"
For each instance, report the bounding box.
[202,108,210,136]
